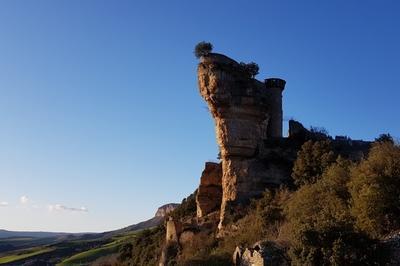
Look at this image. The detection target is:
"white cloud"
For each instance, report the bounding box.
[20,195,29,204]
[48,204,88,212]
[0,201,8,207]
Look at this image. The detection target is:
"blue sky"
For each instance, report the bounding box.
[0,0,399,232]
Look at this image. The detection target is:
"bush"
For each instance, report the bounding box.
[292,140,336,186]
[255,188,290,230]
[170,191,197,220]
[118,226,165,266]
[375,133,394,144]
[194,41,213,58]
[285,161,379,265]
[239,62,259,78]
[117,243,133,263]
[349,141,400,238]
[320,157,353,201]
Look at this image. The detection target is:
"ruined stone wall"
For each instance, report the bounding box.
[197,53,287,228]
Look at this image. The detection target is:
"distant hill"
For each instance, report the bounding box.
[107,203,179,235]
[0,203,180,265]
[0,229,70,239]
[0,203,179,240]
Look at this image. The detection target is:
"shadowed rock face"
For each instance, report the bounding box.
[196,162,222,218]
[197,53,286,228]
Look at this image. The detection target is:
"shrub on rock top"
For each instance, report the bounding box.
[194,41,213,58]
[240,62,260,78]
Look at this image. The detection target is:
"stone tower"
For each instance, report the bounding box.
[265,78,286,138]
[197,53,286,229]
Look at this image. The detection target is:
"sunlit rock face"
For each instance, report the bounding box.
[155,203,180,217]
[197,53,286,229]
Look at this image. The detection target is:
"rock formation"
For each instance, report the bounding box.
[165,217,182,243]
[196,162,222,218]
[233,241,289,266]
[197,53,287,228]
[155,203,180,217]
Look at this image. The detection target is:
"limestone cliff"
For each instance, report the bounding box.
[155,203,180,217]
[197,53,287,228]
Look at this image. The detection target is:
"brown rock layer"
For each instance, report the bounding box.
[196,162,222,218]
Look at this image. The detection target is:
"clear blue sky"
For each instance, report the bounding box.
[0,0,399,232]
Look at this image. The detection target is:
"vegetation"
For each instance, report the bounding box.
[114,134,400,265]
[194,41,213,58]
[285,159,378,265]
[240,62,259,78]
[291,140,336,186]
[170,191,197,220]
[0,247,54,264]
[375,133,394,143]
[349,141,400,238]
[57,232,138,265]
[117,226,165,266]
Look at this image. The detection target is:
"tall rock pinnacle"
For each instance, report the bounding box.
[197,53,286,229]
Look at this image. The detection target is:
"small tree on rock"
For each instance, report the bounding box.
[240,62,260,78]
[246,62,259,78]
[194,41,213,58]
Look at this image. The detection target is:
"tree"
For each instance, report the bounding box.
[349,141,400,238]
[239,62,260,78]
[292,140,336,186]
[285,161,379,265]
[194,41,213,58]
[374,133,394,144]
[246,62,259,78]
[118,243,133,264]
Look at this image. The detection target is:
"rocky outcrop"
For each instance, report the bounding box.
[196,162,222,218]
[155,203,180,217]
[197,53,286,228]
[166,217,182,243]
[233,241,289,266]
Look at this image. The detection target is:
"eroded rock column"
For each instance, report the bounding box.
[197,53,272,228]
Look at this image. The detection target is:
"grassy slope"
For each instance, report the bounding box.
[0,247,55,264]
[58,231,138,265]
[57,245,118,265]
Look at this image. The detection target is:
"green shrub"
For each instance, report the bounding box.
[255,188,290,231]
[374,133,394,144]
[239,62,259,78]
[285,163,379,265]
[118,226,165,266]
[170,191,197,220]
[292,140,336,186]
[349,141,400,238]
[117,243,133,263]
[194,41,213,58]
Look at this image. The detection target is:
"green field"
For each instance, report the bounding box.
[57,231,138,265]
[0,247,54,264]
[57,244,118,265]
[0,229,141,265]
